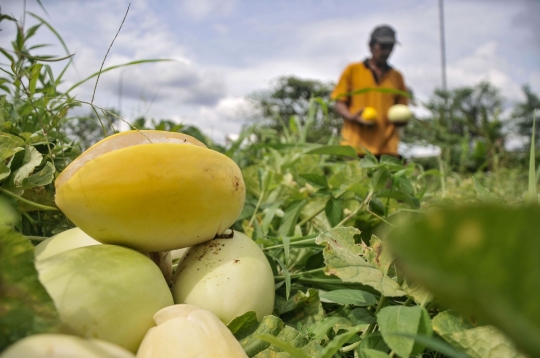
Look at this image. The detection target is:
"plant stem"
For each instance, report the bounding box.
[248,189,265,228]
[274,267,324,281]
[0,187,58,211]
[336,190,373,227]
[263,237,317,251]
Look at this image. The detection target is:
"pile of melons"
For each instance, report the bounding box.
[2,131,275,358]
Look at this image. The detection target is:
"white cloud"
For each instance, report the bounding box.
[179,0,238,21]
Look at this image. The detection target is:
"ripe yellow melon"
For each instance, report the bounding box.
[55,130,246,252]
[362,106,378,121]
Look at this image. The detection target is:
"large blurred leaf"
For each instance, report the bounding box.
[377,305,432,358]
[305,145,357,157]
[433,310,525,358]
[0,226,61,351]
[315,227,406,297]
[20,162,55,189]
[386,205,540,357]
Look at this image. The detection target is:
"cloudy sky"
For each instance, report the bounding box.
[2,0,539,144]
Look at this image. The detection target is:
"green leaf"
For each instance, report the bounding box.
[6,146,43,188]
[275,257,291,300]
[0,226,62,351]
[386,205,540,357]
[0,132,25,151]
[0,163,10,182]
[315,227,406,297]
[20,162,55,189]
[306,317,342,341]
[319,326,363,358]
[324,197,342,227]
[432,310,524,358]
[305,145,357,157]
[0,147,24,162]
[473,177,500,203]
[278,200,306,237]
[228,311,260,340]
[319,289,377,307]
[385,332,468,358]
[256,335,312,358]
[276,289,325,326]
[377,305,432,358]
[300,173,328,189]
[238,315,322,358]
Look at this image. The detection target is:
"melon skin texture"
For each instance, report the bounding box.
[36,245,174,353]
[387,104,412,122]
[171,231,275,324]
[34,227,101,261]
[55,130,246,252]
[0,334,135,358]
[136,305,247,358]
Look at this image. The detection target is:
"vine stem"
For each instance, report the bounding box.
[274,267,324,281]
[0,187,58,211]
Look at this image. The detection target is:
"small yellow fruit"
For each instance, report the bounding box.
[55,130,246,252]
[387,104,413,122]
[362,106,378,121]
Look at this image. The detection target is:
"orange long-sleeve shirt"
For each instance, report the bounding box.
[331,60,408,156]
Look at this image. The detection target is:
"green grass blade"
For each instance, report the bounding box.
[529,109,537,204]
[65,59,176,94]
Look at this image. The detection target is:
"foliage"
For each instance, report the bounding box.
[511,85,540,147]
[404,82,506,172]
[249,76,341,144]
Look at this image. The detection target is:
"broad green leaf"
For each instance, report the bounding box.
[386,205,540,357]
[299,173,328,188]
[358,331,390,352]
[433,311,525,358]
[0,147,24,161]
[359,155,379,169]
[276,289,325,326]
[0,132,25,150]
[20,162,55,189]
[228,311,260,340]
[361,235,394,275]
[324,197,342,227]
[377,305,432,358]
[0,226,62,350]
[385,332,468,358]
[305,145,357,157]
[315,227,406,297]
[319,289,377,307]
[7,146,43,188]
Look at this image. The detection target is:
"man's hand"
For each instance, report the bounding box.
[335,101,376,126]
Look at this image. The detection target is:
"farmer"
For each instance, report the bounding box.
[331,25,409,158]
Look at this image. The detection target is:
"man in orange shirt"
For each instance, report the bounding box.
[331,25,409,157]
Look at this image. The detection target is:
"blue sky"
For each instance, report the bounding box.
[2,0,539,145]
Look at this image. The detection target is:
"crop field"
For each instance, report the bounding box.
[1,5,539,358]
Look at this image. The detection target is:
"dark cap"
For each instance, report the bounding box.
[370,25,399,45]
